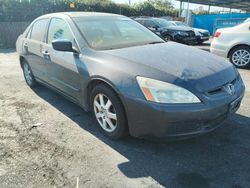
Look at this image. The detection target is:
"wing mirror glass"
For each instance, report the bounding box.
[52,39,79,53]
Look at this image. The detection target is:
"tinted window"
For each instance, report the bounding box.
[154,18,172,27]
[175,21,188,27]
[144,20,157,28]
[47,18,74,44]
[30,19,48,42]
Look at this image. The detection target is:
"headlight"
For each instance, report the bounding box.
[136,77,201,104]
[194,31,202,36]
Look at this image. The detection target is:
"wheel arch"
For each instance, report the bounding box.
[162,32,173,40]
[19,55,27,69]
[85,77,126,111]
[85,77,129,134]
[227,44,250,58]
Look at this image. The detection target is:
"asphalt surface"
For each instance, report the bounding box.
[0,49,250,188]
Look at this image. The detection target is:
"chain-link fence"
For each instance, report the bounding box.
[0,0,177,48]
[0,22,30,48]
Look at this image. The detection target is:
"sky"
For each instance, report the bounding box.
[112,0,238,12]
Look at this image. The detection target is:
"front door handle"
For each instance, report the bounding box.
[42,50,50,56]
[42,50,50,61]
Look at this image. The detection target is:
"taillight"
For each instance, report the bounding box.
[214,31,221,38]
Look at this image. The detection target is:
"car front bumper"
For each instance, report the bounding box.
[123,82,245,140]
[196,35,210,43]
[174,35,197,45]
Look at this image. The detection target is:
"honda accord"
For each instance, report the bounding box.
[16,12,245,140]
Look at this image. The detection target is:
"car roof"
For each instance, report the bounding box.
[135,17,167,21]
[37,12,123,19]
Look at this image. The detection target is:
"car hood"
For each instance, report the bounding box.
[103,42,237,92]
[194,28,209,33]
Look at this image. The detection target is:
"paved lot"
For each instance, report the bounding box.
[0,49,250,188]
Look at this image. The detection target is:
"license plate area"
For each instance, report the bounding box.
[229,97,242,113]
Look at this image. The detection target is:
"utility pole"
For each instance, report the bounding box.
[186,0,190,24]
[208,5,211,14]
[129,0,131,6]
[179,1,183,17]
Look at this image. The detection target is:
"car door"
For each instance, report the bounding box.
[42,17,81,102]
[23,19,49,81]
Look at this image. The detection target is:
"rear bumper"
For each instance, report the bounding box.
[210,40,229,58]
[210,47,228,58]
[123,82,245,140]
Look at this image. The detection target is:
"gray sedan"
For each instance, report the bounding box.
[16,12,245,140]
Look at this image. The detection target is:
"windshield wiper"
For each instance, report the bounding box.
[147,41,165,45]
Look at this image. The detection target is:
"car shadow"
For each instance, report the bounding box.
[32,85,250,188]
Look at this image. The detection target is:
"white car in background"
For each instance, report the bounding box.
[211,21,250,68]
[244,18,250,23]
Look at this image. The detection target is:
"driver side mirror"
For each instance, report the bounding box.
[52,39,79,53]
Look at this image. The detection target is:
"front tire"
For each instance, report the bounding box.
[90,84,128,139]
[164,35,172,42]
[22,60,37,87]
[229,46,250,69]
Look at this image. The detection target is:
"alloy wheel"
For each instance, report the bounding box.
[93,93,117,132]
[23,63,33,85]
[231,49,250,67]
[164,35,171,42]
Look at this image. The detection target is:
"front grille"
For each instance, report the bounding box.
[201,32,209,37]
[207,76,239,96]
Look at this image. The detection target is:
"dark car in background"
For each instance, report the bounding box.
[134,17,197,45]
[170,21,210,44]
[16,12,245,140]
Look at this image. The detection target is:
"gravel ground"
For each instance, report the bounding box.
[0,49,250,188]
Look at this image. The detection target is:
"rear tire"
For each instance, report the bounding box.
[90,84,128,140]
[21,60,37,87]
[229,46,250,69]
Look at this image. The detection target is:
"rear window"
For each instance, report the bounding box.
[30,19,48,42]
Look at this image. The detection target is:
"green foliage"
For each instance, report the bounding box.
[0,0,177,22]
[134,0,177,16]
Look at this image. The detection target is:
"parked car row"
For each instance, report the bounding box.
[169,21,210,44]
[211,19,250,68]
[133,17,210,45]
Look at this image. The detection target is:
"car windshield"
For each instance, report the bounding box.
[153,18,173,27]
[174,21,188,27]
[73,17,164,50]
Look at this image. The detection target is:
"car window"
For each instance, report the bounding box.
[47,18,74,44]
[26,27,32,39]
[135,19,144,25]
[154,19,173,27]
[144,20,157,28]
[30,19,48,42]
[74,17,163,50]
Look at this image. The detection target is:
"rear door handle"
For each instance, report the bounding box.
[24,43,28,47]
